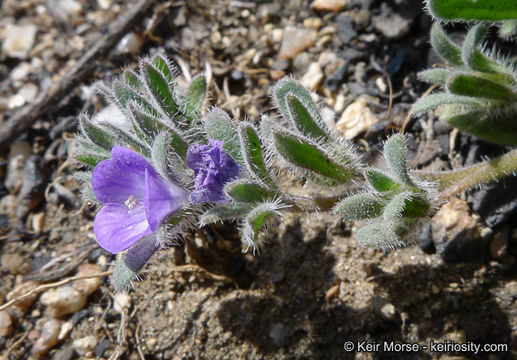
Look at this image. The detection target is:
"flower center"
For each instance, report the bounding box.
[125,195,139,210]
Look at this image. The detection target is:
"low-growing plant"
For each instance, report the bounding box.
[74,1,517,290]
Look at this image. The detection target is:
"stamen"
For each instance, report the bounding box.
[125,195,139,210]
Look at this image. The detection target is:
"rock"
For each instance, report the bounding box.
[336,98,379,139]
[32,212,46,234]
[336,14,357,43]
[48,0,83,25]
[372,10,412,39]
[352,8,371,30]
[303,17,323,30]
[269,323,287,347]
[16,155,47,218]
[10,62,32,82]
[311,0,347,12]
[40,286,87,317]
[432,198,488,262]
[489,227,509,259]
[5,141,32,194]
[1,253,25,274]
[58,321,73,341]
[73,263,102,296]
[6,281,39,313]
[115,32,145,55]
[2,24,38,59]
[72,335,97,356]
[292,52,312,71]
[278,26,315,60]
[113,293,132,314]
[300,62,324,90]
[371,296,397,320]
[31,319,62,356]
[0,311,13,337]
[471,175,517,228]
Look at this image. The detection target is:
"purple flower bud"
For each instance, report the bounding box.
[92,146,188,254]
[187,139,240,204]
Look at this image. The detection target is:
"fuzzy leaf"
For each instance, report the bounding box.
[272,128,356,184]
[152,55,175,84]
[225,179,271,203]
[499,19,517,39]
[357,218,416,249]
[441,106,517,145]
[412,93,485,114]
[238,123,272,185]
[461,24,503,73]
[74,138,111,167]
[365,169,401,193]
[79,114,115,150]
[112,235,159,291]
[242,202,283,248]
[447,73,517,101]
[430,23,463,67]
[383,192,430,219]
[181,74,207,123]
[142,61,178,116]
[112,80,158,117]
[199,203,253,225]
[417,68,450,86]
[383,134,413,186]
[100,122,151,157]
[123,69,143,92]
[427,0,517,21]
[333,193,386,220]
[202,108,243,164]
[273,77,329,140]
[151,132,187,184]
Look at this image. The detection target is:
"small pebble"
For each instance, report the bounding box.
[371,296,397,320]
[269,323,287,347]
[1,253,25,274]
[115,32,144,55]
[6,281,39,313]
[58,321,73,341]
[5,141,32,194]
[113,293,132,314]
[73,263,102,296]
[311,0,347,12]
[0,310,14,337]
[336,98,379,139]
[300,62,324,90]
[31,318,62,356]
[2,24,38,59]
[278,26,315,60]
[40,286,87,317]
[73,335,97,356]
[32,212,46,234]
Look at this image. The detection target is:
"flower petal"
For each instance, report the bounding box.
[144,169,188,231]
[91,146,156,204]
[94,203,152,254]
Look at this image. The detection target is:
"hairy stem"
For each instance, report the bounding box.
[415,148,517,201]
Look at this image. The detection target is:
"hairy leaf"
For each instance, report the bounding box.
[199,203,252,225]
[202,108,243,164]
[461,24,506,74]
[383,134,413,186]
[181,74,207,124]
[225,179,271,203]
[333,193,386,220]
[412,93,485,114]
[430,23,463,67]
[447,73,517,101]
[238,122,272,185]
[427,0,517,21]
[79,114,115,150]
[417,68,450,86]
[365,169,401,193]
[142,61,178,116]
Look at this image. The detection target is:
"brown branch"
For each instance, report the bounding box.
[0,0,155,154]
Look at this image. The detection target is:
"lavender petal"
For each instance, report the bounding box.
[94,203,152,254]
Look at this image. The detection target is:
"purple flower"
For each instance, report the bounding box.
[187,139,240,204]
[92,146,188,254]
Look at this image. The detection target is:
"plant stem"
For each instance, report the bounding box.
[415,147,517,201]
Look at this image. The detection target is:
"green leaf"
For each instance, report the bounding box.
[411,93,485,114]
[461,24,506,74]
[151,132,187,184]
[152,54,175,85]
[357,218,417,249]
[142,61,178,116]
[79,114,115,150]
[273,77,329,140]
[242,202,283,248]
[417,68,450,86]
[100,121,151,157]
[499,19,517,39]
[181,74,207,124]
[199,203,253,225]
[112,80,158,117]
[238,122,272,185]
[272,128,357,184]
[447,73,517,101]
[365,169,401,193]
[123,69,143,92]
[333,193,386,220]
[202,108,243,164]
[430,23,463,67]
[74,137,110,167]
[441,106,517,145]
[225,179,272,203]
[383,134,413,186]
[383,192,430,219]
[427,0,517,21]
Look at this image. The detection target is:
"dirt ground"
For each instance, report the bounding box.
[0,0,516,359]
